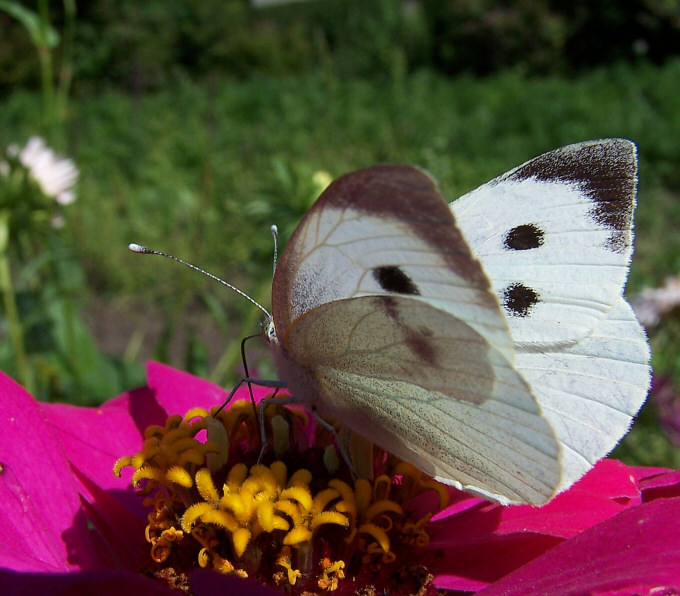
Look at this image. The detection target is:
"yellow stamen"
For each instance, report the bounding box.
[283,526,312,545]
[280,486,313,511]
[231,527,252,557]
[313,487,341,512]
[311,511,350,530]
[195,467,220,504]
[274,499,305,527]
[114,401,447,594]
[257,501,289,532]
[184,407,210,421]
[181,502,215,531]
[358,522,391,553]
[365,499,403,521]
[132,466,165,487]
[112,455,134,477]
[166,465,193,487]
[270,460,288,487]
[318,558,345,591]
[277,552,302,585]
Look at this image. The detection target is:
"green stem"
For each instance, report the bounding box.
[0,250,34,395]
[55,0,76,134]
[37,0,54,135]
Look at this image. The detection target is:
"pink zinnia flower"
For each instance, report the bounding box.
[1,363,679,595]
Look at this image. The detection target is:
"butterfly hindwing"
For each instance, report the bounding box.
[277,294,561,505]
[514,298,650,491]
[451,139,638,346]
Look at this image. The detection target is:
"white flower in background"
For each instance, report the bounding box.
[0,161,8,177]
[633,275,680,327]
[18,137,78,205]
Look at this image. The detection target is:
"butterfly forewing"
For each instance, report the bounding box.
[451,139,638,346]
[272,165,515,363]
[277,295,561,505]
[450,138,650,492]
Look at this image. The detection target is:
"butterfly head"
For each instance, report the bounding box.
[262,315,277,344]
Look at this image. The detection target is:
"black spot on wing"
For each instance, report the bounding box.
[502,283,540,317]
[504,224,545,251]
[373,266,421,295]
[507,140,636,254]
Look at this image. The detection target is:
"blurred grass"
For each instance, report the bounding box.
[4,60,679,296]
[1,59,679,465]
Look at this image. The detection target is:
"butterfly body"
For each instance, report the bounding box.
[267,139,650,505]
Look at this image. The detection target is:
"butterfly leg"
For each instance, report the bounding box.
[310,408,359,478]
[213,376,286,416]
[256,391,302,463]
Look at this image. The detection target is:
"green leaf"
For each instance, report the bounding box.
[0,0,60,49]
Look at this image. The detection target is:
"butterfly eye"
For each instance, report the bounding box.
[263,319,277,343]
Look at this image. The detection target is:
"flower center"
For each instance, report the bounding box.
[114,397,448,594]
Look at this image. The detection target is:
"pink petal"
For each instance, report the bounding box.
[635,468,680,501]
[146,361,278,412]
[0,568,175,596]
[0,372,97,571]
[430,460,648,591]
[74,469,148,570]
[146,361,231,412]
[433,533,563,590]
[477,497,680,595]
[431,460,640,546]
[489,460,640,539]
[43,387,159,519]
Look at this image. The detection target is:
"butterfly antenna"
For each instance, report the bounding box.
[270,225,279,276]
[128,243,272,319]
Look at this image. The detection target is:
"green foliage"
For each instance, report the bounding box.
[423,0,568,75]
[0,241,144,404]
[424,0,680,75]
[4,0,680,92]
[3,59,677,305]
[69,0,427,89]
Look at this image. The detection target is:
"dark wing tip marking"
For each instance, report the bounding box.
[507,139,637,254]
[502,283,540,317]
[373,266,421,295]
[503,224,545,251]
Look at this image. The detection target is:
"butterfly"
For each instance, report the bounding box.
[266,138,651,506]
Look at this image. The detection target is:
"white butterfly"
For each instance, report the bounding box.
[267,139,650,506]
